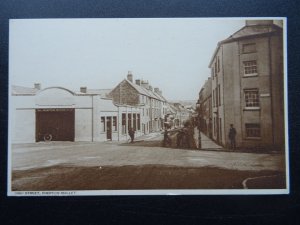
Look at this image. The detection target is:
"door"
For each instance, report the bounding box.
[36,108,75,142]
[106,116,112,140]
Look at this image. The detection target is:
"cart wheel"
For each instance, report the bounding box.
[44,133,52,142]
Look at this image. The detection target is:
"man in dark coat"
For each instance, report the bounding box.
[228,124,237,149]
[129,127,135,143]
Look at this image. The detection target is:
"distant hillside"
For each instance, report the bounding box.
[169,100,197,108]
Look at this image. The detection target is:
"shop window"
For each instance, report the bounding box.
[113,116,117,131]
[122,113,126,134]
[101,117,105,132]
[133,113,136,130]
[137,114,141,130]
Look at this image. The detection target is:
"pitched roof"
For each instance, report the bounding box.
[222,24,281,43]
[123,79,166,101]
[209,23,282,67]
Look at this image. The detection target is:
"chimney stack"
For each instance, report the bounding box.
[141,80,149,89]
[154,88,159,93]
[246,20,273,26]
[149,85,153,91]
[80,87,87,93]
[135,79,141,86]
[34,83,41,90]
[127,71,133,82]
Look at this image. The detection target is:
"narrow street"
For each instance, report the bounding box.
[10,131,286,191]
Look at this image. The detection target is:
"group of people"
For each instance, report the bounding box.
[128,122,237,150]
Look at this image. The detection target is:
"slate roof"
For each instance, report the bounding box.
[121,79,167,101]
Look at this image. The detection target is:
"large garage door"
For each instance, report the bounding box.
[36,109,75,142]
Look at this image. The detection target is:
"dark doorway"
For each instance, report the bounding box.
[106,116,112,140]
[36,109,75,142]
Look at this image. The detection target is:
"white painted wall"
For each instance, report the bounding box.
[12,109,35,143]
[75,108,92,141]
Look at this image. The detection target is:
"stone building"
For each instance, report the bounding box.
[109,72,167,134]
[208,20,284,150]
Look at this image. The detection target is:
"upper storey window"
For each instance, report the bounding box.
[242,43,256,54]
[243,60,258,77]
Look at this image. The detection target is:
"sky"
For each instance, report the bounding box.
[9,18,245,101]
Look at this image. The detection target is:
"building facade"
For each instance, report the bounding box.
[109,72,167,133]
[208,20,284,150]
[10,84,143,143]
[198,77,212,138]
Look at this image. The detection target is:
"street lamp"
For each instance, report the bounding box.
[196,100,202,149]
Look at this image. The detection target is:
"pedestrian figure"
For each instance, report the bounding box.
[128,127,135,143]
[228,124,236,149]
[163,129,171,147]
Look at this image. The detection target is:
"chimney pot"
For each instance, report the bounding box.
[80,87,87,93]
[127,71,133,82]
[135,79,141,86]
[34,83,41,90]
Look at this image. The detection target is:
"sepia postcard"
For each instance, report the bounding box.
[8,17,289,196]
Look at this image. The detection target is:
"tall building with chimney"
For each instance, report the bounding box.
[208,20,284,150]
[108,72,167,134]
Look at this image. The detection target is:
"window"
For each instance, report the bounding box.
[217,56,220,72]
[128,114,132,129]
[211,67,214,79]
[218,84,221,106]
[245,123,261,138]
[133,113,136,130]
[101,117,105,132]
[243,60,257,76]
[213,90,215,107]
[219,118,222,141]
[122,113,126,134]
[215,87,218,107]
[242,43,256,53]
[113,116,117,131]
[244,89,259,108]
[137,114,141,130]
[214,61,217,75]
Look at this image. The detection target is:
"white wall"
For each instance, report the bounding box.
[75,108,92,141]
[12,109,35,143]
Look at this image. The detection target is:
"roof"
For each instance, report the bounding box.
[12,85,39,95]
[222,24,281,43]
[113,79,167,101]
[209,23,282,67]
[84,89,112,97]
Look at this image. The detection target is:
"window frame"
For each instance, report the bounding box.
[245,123,261,139]
[244,88,260,110]
[243,60,258,77]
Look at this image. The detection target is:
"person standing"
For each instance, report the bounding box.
[129,127,135,143]
[228,124,236,149]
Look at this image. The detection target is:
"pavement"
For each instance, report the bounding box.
[193,128,223,150]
